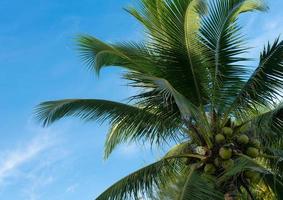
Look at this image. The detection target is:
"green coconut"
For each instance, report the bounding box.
[222,127,233,137]
[246,147,259,158]
[204,164,216,174]
[215,134,225,144]
[237,134,249,144]
[214,157,221,167]
[245,171,261,182]
[219,147,232,160]
[250,139,261,148]
[222,159,234,169]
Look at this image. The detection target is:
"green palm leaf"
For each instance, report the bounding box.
[152,169,223,200]
[263,173,283,200]
[199,0,268,111]
[104,115,183,159]
[35,99,181,155]
[227,38,283,121]
[126,74,212,146]
[262,148,283,177]
[178,168,223,200]
[96,157,184,200]
[105,74,211,158]
[164,142,193,158]
[78,36,157,75]
[124,0,210,106]
[251,103,283,145]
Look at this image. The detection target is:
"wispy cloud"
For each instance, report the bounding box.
[22,173,55,200]
[0,132,54,186]
[0,123,71,200]
[66,183,78,193]
[250,17,283,49]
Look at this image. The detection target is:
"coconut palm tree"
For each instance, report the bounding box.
[35,0,283,199]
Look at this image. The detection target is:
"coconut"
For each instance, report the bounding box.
[204,164,216,174]
[237,134,249,144]
[214,157,221,167]
[219,147,232,160]
[250,139,261,148]
[215,134,225,144]
[246,147,259,158]
[245,171,261,182]
[222,127,233,137]
[222,159,234,169]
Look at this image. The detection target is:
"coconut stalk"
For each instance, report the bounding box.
[224,183,238,200]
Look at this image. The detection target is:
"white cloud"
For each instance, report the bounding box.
[250,18,283,47]
[263,20,278,31]
[0,122,70,199]
[66,184,78,193]
[22,174,55,200]
[0,132,54,185]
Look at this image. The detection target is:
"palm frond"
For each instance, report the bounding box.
[251,102,283,146]
[78,36,157,75]
[164,142,193,158]
[96,157,184,200]
[104,115,183,159]
[126,74,212,147]
[35,99,181,158]
[126,0,211,106]
[178,167,223,200]
[183,0,210,106]
[262,148,283,177]
[263,173,283,200]
[105,73,213,158]
[35,99,148,125]
[152,168,223,200]
[151,173,188,200]
[199,0,268,111]
[227,38,283,121]
[216,154,283,200]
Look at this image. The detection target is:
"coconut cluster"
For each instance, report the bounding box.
[200,126,261,182]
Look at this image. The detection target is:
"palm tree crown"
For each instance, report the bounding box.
[35,0,283,199]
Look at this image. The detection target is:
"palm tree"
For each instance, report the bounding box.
[35,0,283,199]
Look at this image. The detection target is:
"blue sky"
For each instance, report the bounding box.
[0,0,282,199]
